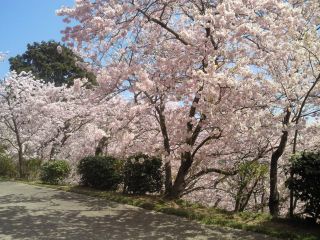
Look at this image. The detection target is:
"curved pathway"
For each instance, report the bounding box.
[0,182,277,240]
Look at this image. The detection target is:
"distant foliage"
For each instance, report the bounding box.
[286,152,320,223]
[40,160,71,184]
[123,153,163,195]
[78,156,122,190]
[9,40,96,86]
[0,146,17,178]
[24,158,42,180]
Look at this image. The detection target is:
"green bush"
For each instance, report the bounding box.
[123,153,163,195]
[78,156,122,190]
[40,160,71,184]
[24,158,42,180]
[231,161,268,212]
[0,148,17,178]
[286,152,320,223]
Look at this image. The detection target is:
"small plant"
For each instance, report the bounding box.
[0,147,17,178]
[40,160,71,184]
[24,158,42,180]
[123,153,163,195]
[78,155,122,190]
[230,161,268,212]
[286,152,320,223]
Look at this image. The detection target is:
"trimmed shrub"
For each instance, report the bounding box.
[286,152,320,223]
[0,149,17,178]
[41,160,71,184]
[78,156,122,190]
[123,153,163,195]
[24,158,42,180]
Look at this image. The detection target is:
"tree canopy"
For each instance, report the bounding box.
[9,41,95,86]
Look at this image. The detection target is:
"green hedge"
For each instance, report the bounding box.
[123,153,163,194]
[41,160,70,184]
[78,155,122,190]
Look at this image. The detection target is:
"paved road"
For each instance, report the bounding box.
[0,182,276,240]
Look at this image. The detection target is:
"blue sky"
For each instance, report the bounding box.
[0,0,74,78]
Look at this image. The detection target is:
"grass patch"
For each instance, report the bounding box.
[18,180,320,240]
[0,176,14,181]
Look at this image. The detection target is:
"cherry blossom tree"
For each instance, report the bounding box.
[57,0,306,199]
[0,1,318,217]
[0,71,52,177]
[254,0,320,216]
[0,72,99,177]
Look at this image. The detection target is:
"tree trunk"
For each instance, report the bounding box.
[95,136,108,156]
[239,180,259,212]
[17,147,24,178]
[269,152,281,217]
[12,116,24,178]
[155,104,173,194]
[269,108,291,217]
[288,73,320,217]
[164,161,172,194]
[289,129,299,218]
[234,195,242,212]
[49,144,56,160]
[166,153,193,199]
[234,183,246,212]
[261,190,266,212]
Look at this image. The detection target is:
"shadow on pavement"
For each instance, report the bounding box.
[0,182,275,240]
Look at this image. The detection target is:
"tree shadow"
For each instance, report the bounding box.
[0,182,275,239]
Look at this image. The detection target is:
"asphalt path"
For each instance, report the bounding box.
[0,181,277,240]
